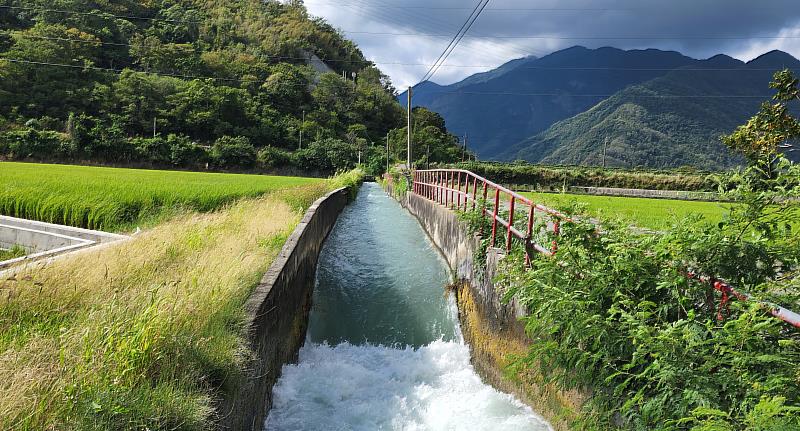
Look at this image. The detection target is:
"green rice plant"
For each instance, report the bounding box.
[521,192,732,231]
[0,162,323,231]
[0,170,363,429]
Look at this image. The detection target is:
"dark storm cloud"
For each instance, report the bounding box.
[303,0,800,88]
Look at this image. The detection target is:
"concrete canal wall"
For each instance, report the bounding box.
[0,215,127,270]
[396,190,584,431]
[217,187,351,431]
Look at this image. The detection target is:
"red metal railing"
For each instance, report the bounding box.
[413,169,566,263]
[411,169,800,330]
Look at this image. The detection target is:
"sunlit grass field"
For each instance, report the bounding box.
[0,170,363,429]
[521,192,732,231]
[0,162,323,231]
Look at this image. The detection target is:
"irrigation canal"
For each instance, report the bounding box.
[265,183,551,430]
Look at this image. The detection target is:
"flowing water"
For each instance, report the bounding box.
[265,183,551,431]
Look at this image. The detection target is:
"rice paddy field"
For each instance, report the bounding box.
[0,162,323,231]
[521,192,732,231]
[0,169,363,430]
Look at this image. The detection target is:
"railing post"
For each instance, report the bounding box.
[482,181,488,220]
[463,175,470,211]
[490,187,500,248]
[437,171,442,204]
[472,177,478,211]
[507,196,515,252]
[456,172,462,209]
[525,204,535,266]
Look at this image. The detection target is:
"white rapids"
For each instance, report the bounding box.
[265,183,551,431]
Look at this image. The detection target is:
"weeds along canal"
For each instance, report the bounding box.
[265,183,551,430]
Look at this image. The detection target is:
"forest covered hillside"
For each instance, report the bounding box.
[503,50,800,169]
[0,0,464,173]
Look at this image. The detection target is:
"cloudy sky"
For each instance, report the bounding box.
[302,0,800,89]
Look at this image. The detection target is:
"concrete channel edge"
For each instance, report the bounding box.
[215,186,351,431]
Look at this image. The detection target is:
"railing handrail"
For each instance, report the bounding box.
[411,168,800,330]
[415,169,566,218]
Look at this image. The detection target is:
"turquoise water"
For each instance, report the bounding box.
[266,183,551,430]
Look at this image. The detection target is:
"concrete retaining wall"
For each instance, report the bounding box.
[398,191,584,431]
[216,187,351,431]
[0,216,128,270]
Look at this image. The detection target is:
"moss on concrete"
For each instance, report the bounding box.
[455,280,584,431]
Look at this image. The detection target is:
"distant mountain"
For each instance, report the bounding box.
[503,50,800,169]
[400,46,701,158]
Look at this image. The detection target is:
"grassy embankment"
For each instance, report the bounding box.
[521,191,730,231]
[0,162,323,232]
[0,163,363,429]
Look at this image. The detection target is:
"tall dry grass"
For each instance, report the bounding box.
[0,190,308,429]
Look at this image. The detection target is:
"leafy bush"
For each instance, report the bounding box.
[295,138,356,173]
[448,161,717,191]
[132,136,171,165]
[167,134,207,167]
[0,128,73,159]
[486,70,800,430]
[257,146,292,170]
[209,136,257,169]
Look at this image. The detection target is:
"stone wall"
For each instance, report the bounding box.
[216,187,350,431]
[400,191,584,431]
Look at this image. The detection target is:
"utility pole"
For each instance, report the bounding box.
[299,110,305,150]
[386,133,390,173]
[407,87,413,169]
[602,137,608,169]
[462,133,467,162]
[153,117,157,138]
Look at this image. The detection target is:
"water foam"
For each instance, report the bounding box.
[266,340,551,431]
[265,184,552,430]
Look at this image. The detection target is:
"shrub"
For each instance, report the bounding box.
[168,134,207,167]
[0,128,73,159]
[295,137,356,173]
[209,136,256,168]
[257,146,292,170]
[131,136,171,165]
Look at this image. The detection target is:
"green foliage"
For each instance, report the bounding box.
[295,137,356,172]
[388,107,468,168]
[0,244,26,261]
[449,161,717,191]
[0,128,73,159]
[210,136,257,168]
[486,71,800,430]
[723,69,800,173]
[0,0,459,173]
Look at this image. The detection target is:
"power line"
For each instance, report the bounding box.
[419,0,488,83]
[410,89,774,98]
[0,5,202,23]
[1,57,278,84]
[420,0,491,83]
[7,35,799,74]
[341,30,800,40]
[308,2,635,12]
[6,5,800,42]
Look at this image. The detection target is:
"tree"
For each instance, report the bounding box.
[722,69,800,178]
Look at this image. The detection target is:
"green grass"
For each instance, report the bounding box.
[521,192,732,231]
[0,170,363,430]
[0,162,323,232]
[0,245,26,261]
